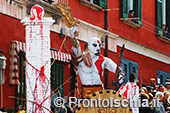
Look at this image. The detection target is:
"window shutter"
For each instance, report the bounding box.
[166,0,170,38]
[121,58,130,83]
[121,0,129,18]
[121,58,139,84]
[93,0,107,9]
[51,64,55,90]
[157,70,170,85]
[156,0,163,36]
[129,62,138,80]
[133,0,142,26]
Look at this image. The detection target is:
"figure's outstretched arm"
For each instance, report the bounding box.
[70,26,82,57]
[104,57,117,73]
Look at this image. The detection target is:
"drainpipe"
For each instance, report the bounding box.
[104,0,108,89]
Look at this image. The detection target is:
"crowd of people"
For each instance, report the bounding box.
[113,76,170,113]
[139,78,170,113]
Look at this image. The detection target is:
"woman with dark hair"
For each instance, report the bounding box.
[118,73,139,113]
[139,93,154,113]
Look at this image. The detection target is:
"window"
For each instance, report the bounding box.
[121,58,138,84]
[79,0,105,11]
[93,0,107,9]
[156,0,170,38]
[15,52,26,111]
[157,70,170,86]
[121,0,142,27]
[51,63,64,97]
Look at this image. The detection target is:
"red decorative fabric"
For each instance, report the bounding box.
[95,54,105,81]
[118,82,137,101]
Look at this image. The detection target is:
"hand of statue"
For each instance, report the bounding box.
[70,26,78,38]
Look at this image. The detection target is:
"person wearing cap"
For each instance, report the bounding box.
[149,78,156,90]
[164,82,170,93]
[141,87,148,93]
[147,86,153,94]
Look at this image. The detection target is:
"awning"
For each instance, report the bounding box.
[51,50,71,62]
[9,40,71,85]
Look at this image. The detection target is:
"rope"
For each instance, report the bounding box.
[50,35,67,66]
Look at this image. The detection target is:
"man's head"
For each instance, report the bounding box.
[165,82,170,89]
[150,78,155,86]
[146,86,153,93]
[129,10,134,17]
[163,25,167,30]
[158,85,164,92]
[156,92,164,101]
[88,38,101,56]
[129,73,136,83]
[164,91,169,100]
[141,87,148,93]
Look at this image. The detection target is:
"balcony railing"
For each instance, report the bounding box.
[41,0,68,5]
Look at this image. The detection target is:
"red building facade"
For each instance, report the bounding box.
[0,0,170,110]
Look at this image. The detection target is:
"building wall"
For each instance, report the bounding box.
[108,0,170,56]
[0,0,170,110]
[0,13,73,108]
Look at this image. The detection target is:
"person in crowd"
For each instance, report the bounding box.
[148,93,154,107]
[155,85,159,91]
[162,91,170,111]
[147,86,153,94]
[118,73,139,113]
[142,83,147,88]
[140,89,145,94]
[158,85,164,92]
[164,82,170,93]
[152,90,157,97]
[139,93,154,113]
[154,92,165,113]
[142,87,148,94]
[149,78,156,90]
[165,79,170,83]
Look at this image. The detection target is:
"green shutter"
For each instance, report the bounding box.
[157,70,170,85]
[166,0,170,38]
[129,62,138,80]
[133,0,142,26]
[121,59,129,84]
[51,63,64,96]
[121,0,129,18]
[15,53,26,110]
[94,0,107,9]
[121,58,139,84]
[51,64,55,91]
[156,0,163,36]
[71,63,76,96]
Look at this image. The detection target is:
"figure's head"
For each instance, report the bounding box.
[88,38,101,56]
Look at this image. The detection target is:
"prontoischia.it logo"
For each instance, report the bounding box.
[54,97,160,108]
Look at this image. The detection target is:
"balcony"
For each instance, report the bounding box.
[120,18,141,29]
[79,0,102,11]
[156,28,170,43]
